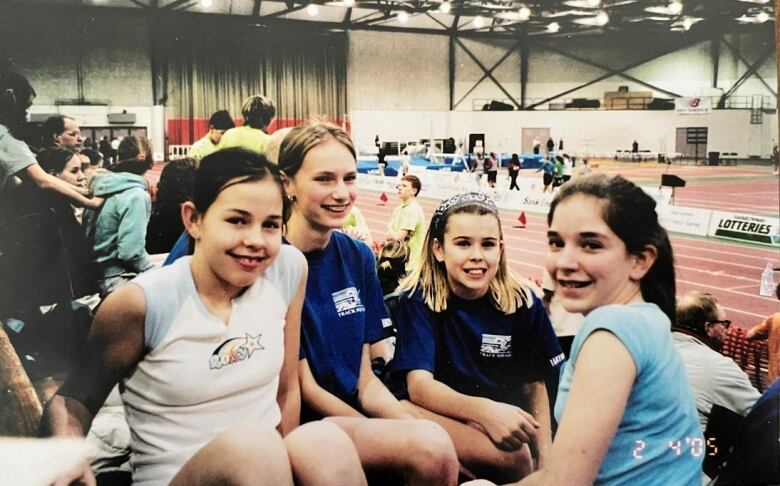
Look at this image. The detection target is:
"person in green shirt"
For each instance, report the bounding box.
[188,110,235,161]
[218,95,275,154]
[386,175,426,273]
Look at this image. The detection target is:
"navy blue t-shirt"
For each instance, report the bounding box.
[299,232,393,406]
[392,289,563,408]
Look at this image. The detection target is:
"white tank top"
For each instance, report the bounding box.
[121,246,304,485]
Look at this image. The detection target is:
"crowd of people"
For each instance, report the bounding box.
[0,67,778,486]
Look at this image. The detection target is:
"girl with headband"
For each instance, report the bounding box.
[391,192,564,483]
[467,175,702,485]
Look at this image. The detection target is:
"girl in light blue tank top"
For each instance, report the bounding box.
[465,174,702,486]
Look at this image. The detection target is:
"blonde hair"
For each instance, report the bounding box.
[378,239,408,272]
[265,127,293,165]
[398,201,534,314]
[278,121,356,178]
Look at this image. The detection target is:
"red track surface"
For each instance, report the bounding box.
[148,162,779,330]
[357,187,780,331]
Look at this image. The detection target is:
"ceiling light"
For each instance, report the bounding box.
[668,1,682,15]
[307,4,319,16]
[757,11,769,22]
[398,10,409,22]
[343,0,354,6]
[474,15,485,27]
[518,5,531,20]
[587,0,601,6]
[439,1,452,13]
[200,0,213,7]
[682,17,692,29]
[595,10,609,25]
[548,21,560,32]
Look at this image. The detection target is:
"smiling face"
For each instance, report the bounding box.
[545,194,651,315]
[55,153,87,188]
[433,212,503,300]
[185,177,284,297]
[285,137,357,233]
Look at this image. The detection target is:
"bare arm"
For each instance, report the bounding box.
[41,283,146,485]
[299,358,364,418]
[277,263,307,436]
[514,331,635,485]
[386,228,411,242]
[522,381,552,467]
[20,163,102,209]
[357,344,413,419]
[746,319,769,340]
[407,369,539,451]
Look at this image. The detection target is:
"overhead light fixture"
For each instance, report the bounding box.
[595,10,609,25]
[474,15,485,27]
[587,0,601,6]
[398,10,409,22]
[668,1,682,15]
[343,0,355,6]
[681,17,692,29]
[548,21,560,32]
[439,1,452,13]
[757,11,769,22]
[201,0,213,7]
[307,3,319,16]
[518,5,531,20]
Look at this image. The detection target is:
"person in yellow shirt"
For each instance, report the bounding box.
[386,175,425,273]
[218,95,275,154]
[188,110,234,161]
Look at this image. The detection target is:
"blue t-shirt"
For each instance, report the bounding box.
[555,303,703,485]
[392,289,563,408]
[299,231,393,406]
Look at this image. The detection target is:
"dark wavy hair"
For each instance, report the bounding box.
[37,146,77,174]
[194,148,287,218]
[547,174,676,322]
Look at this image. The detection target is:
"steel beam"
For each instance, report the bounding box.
[453,37,522,109]
[722,37,776,97]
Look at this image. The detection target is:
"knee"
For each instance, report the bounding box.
[287,420,355,455]
[401,420,459,483]
[213,421,289,469]
[486,443,533,483]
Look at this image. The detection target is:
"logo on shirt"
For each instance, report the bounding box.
[332,287,365,317]
[209,332,264,370]
[550,352,565,366]
[480,334,512,358]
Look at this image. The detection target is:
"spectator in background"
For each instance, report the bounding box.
[146,158,196,255]
[43,114,84,152]
[80,148,104,182]
[188,109,235,161]
[84,136,154,297]
[0,70,100,216]
[673,291,760,480]
[747,282,780,385]
[377,239,408,296]
[485,152,498,188]
[508,153,521,191]
[536,158,554,193]
[715,379,780,485]
[561,154,573,183]
[386,174,426,273]
[545,137,554,157]
[219,95,275,153]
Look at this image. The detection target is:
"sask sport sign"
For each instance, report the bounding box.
[708,211,780,247]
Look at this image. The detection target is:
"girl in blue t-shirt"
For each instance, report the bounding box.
[278,122,458,485]
[466,174,703,485]
[392,192,563,484]
[42,148,367,486]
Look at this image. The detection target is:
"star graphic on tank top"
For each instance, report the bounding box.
[242,332,264,358]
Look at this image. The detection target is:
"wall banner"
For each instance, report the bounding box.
[707,211,780,247]
[675,97,711,114]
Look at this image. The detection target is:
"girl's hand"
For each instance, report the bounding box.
[476,400,539,451]
[53,460,96,486]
